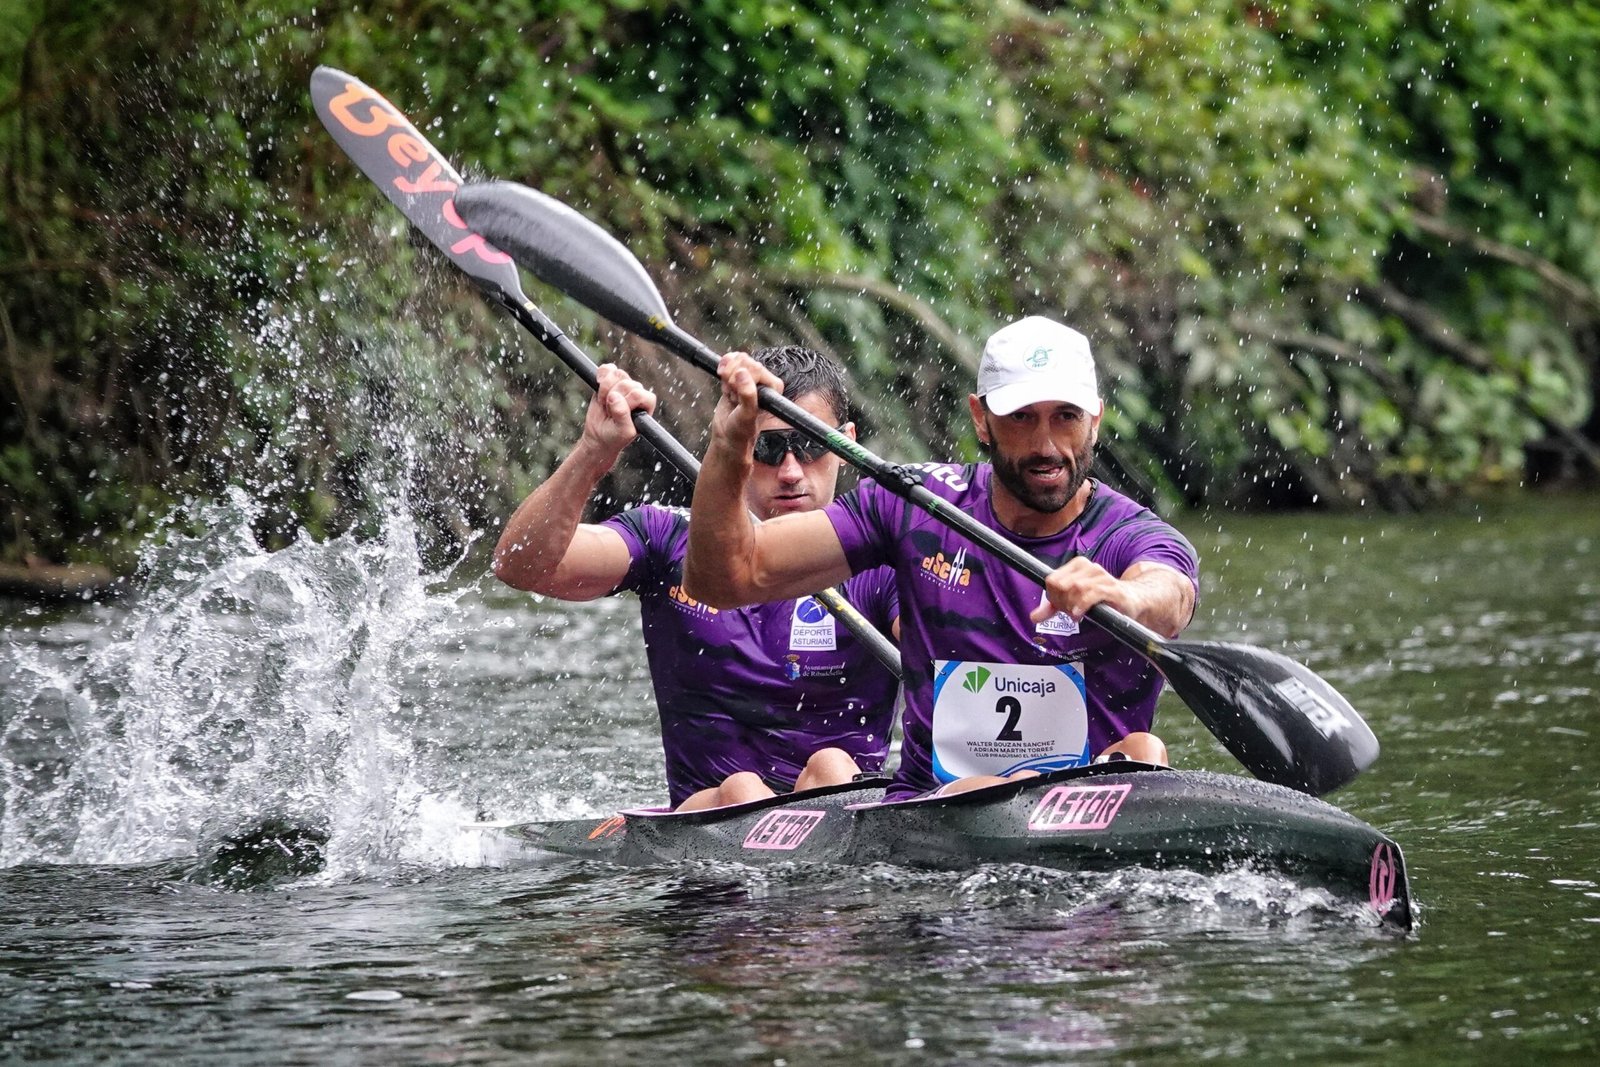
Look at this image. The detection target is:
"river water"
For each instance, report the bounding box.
[2,490,1596,1063]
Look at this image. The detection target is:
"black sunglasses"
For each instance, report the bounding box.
[752,427,835,466]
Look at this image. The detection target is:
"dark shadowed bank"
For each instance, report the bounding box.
[3,0,1597,583]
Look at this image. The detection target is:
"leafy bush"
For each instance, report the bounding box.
[3,0,1596,570]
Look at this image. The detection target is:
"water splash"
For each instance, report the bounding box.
[0,488,476,878]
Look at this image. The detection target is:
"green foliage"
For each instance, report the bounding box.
[3,0,1597,570]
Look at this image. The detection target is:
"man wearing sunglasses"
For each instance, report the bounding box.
[493,346,899,811]
[684,317,1198,803]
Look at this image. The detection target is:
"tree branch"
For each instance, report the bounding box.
[760,268,981,371]
[1229,313,1413,405]
[0,295,36,436]
[1405,209,1600,319]
[1364,282,1494,371]
[1360,282,1600,474]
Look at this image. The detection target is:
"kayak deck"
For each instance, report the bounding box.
[497,763,1412,929]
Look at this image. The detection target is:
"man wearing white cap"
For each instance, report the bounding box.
[685,316,1199,800]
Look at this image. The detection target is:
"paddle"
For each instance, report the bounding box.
[308,67,899,676]
[453,180,1380,796]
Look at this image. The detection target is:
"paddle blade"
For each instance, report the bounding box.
[455,181,673,337]
[1160,641,1378,796]
[310,66,525,300]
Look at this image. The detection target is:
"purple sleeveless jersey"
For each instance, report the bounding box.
[824,466,1198,800]
[604,504,899,806]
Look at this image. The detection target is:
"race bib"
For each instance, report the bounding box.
[930,660,1090,782]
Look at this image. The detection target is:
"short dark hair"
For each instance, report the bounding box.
[751,346,850,424]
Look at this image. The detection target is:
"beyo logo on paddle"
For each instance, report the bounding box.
[317,71,510,268]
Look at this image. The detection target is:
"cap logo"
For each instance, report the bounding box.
[1025,347,1052,369]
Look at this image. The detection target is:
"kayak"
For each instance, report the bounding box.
[311,69,1404,926]
[491,762,1413,929]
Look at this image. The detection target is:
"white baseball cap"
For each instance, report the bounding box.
[975,316,1102,416]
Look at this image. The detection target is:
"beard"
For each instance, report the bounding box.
[984,434,1095,515]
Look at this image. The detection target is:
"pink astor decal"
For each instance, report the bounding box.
[743,809,827,851]
[1369,842,1399,916]
[1026,783,1132,832]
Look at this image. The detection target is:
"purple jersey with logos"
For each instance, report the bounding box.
[824,466,1198,800]
[604,504,899,806]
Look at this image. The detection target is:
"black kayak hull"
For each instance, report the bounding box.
[499,763,1413,929]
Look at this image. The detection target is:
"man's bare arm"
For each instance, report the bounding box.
[686,508,856,607]
[492,452,635,600]
[1113,561,1196,638]
[1031,557,1196,638]
[491,366,651,601]
[683,353,854,607]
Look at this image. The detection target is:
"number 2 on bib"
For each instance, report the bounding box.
[995,695,1023,741]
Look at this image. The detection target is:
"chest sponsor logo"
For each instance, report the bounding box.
[1273,677,1351,737]
[918,463,971,493]
[783,655,847,682]
[919,547,973,590]
[1026,783,1132,832]
[962,667,1057,696]
[743,809,826,851]
[667,583,718,617]
[790,596,837,650]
